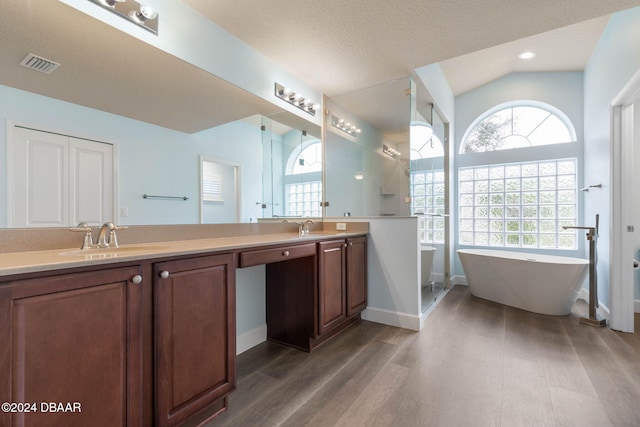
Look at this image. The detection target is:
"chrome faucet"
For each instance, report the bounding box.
[562,225,597,240]
[283,219,306,237]
[97,222,116,247]
[562,215,605,327]
[303,219,315,235]
[70,222,95,250]
[70,221,127,249]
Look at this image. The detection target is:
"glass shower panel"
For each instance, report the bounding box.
[410,82,450,313]
[260,116,275,218]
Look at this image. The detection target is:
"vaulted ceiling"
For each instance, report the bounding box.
[1,0,639,133]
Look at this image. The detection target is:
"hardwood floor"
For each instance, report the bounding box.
[205,286,640,426]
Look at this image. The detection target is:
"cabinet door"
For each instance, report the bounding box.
[317,240,346,335]
[0,266,144,427]
[154,254,236,427]
[346,236,367,317]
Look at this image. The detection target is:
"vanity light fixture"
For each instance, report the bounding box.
[274,83,320,116]
[89,0,159,34]
[383,144,401,158]
[331,115,361,137]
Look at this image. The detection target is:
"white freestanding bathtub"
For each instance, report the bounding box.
[457,249,589,315]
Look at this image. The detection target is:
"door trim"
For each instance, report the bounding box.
[199,155,242,224]
[610,68,640,332]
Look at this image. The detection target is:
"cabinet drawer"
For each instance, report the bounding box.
[240,243,316,267]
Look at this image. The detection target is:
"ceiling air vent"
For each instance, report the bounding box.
[19,53,60,74]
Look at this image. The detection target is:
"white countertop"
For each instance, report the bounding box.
[0,231,366,277]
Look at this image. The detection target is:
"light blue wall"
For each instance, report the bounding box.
[0,84,264,227]
[584,6,640,307]
[414,64,455,126]
[453,72,585,276]
[60,0,321,128]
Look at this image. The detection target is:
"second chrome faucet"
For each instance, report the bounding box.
[70,222,128,250]
[283,219,316,236]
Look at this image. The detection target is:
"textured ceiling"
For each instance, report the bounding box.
[1,0,639,134]
[183,0,640,97]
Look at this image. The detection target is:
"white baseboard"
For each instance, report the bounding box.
[451,275,467,286]
[419,287,451,330]
[361,307,421,331]
[430,273,445,283]
[236,324,267,355]
[635,300,640,313]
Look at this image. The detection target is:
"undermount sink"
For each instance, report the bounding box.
[59,245,169,258]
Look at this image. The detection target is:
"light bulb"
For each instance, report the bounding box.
[138,2,158,19]
[98,0,118,8]
[129,10,146,23]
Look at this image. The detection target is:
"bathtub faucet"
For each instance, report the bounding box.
[562,225,597,241]
[563,215,605,327]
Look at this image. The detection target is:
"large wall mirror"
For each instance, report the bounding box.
[325,78,412,217]
[0,0,321,228]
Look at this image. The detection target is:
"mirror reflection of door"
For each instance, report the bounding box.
[200,156,241,223]
[8,125,114,227]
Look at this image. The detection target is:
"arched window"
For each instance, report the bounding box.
[460,101,576,154]
[410,122,444,160]
[286,140,322,174]
[285,140,322,217]
[457,101,579,250]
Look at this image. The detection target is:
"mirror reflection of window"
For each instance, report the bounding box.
[410,122,445,160]
[285,140,322,217]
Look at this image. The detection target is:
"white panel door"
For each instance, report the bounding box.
[9,127,69,227]
[8,126,115,228]
[69,137,114,226]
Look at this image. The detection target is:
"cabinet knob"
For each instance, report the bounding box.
[131,275,142,284]
[283,250,290,257]
[349,242,353,246]
[159,270,170,279]
[344,243,348,248]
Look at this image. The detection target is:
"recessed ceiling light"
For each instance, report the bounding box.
[518,51,536,60]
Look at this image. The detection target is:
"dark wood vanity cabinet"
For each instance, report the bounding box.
[265,236,367,351]
[317,240,347,334]
[0,265,145,427]
[0,233,365,426]
[317,237,368,335]
[346,236,368,318]
[153,254,236,427]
